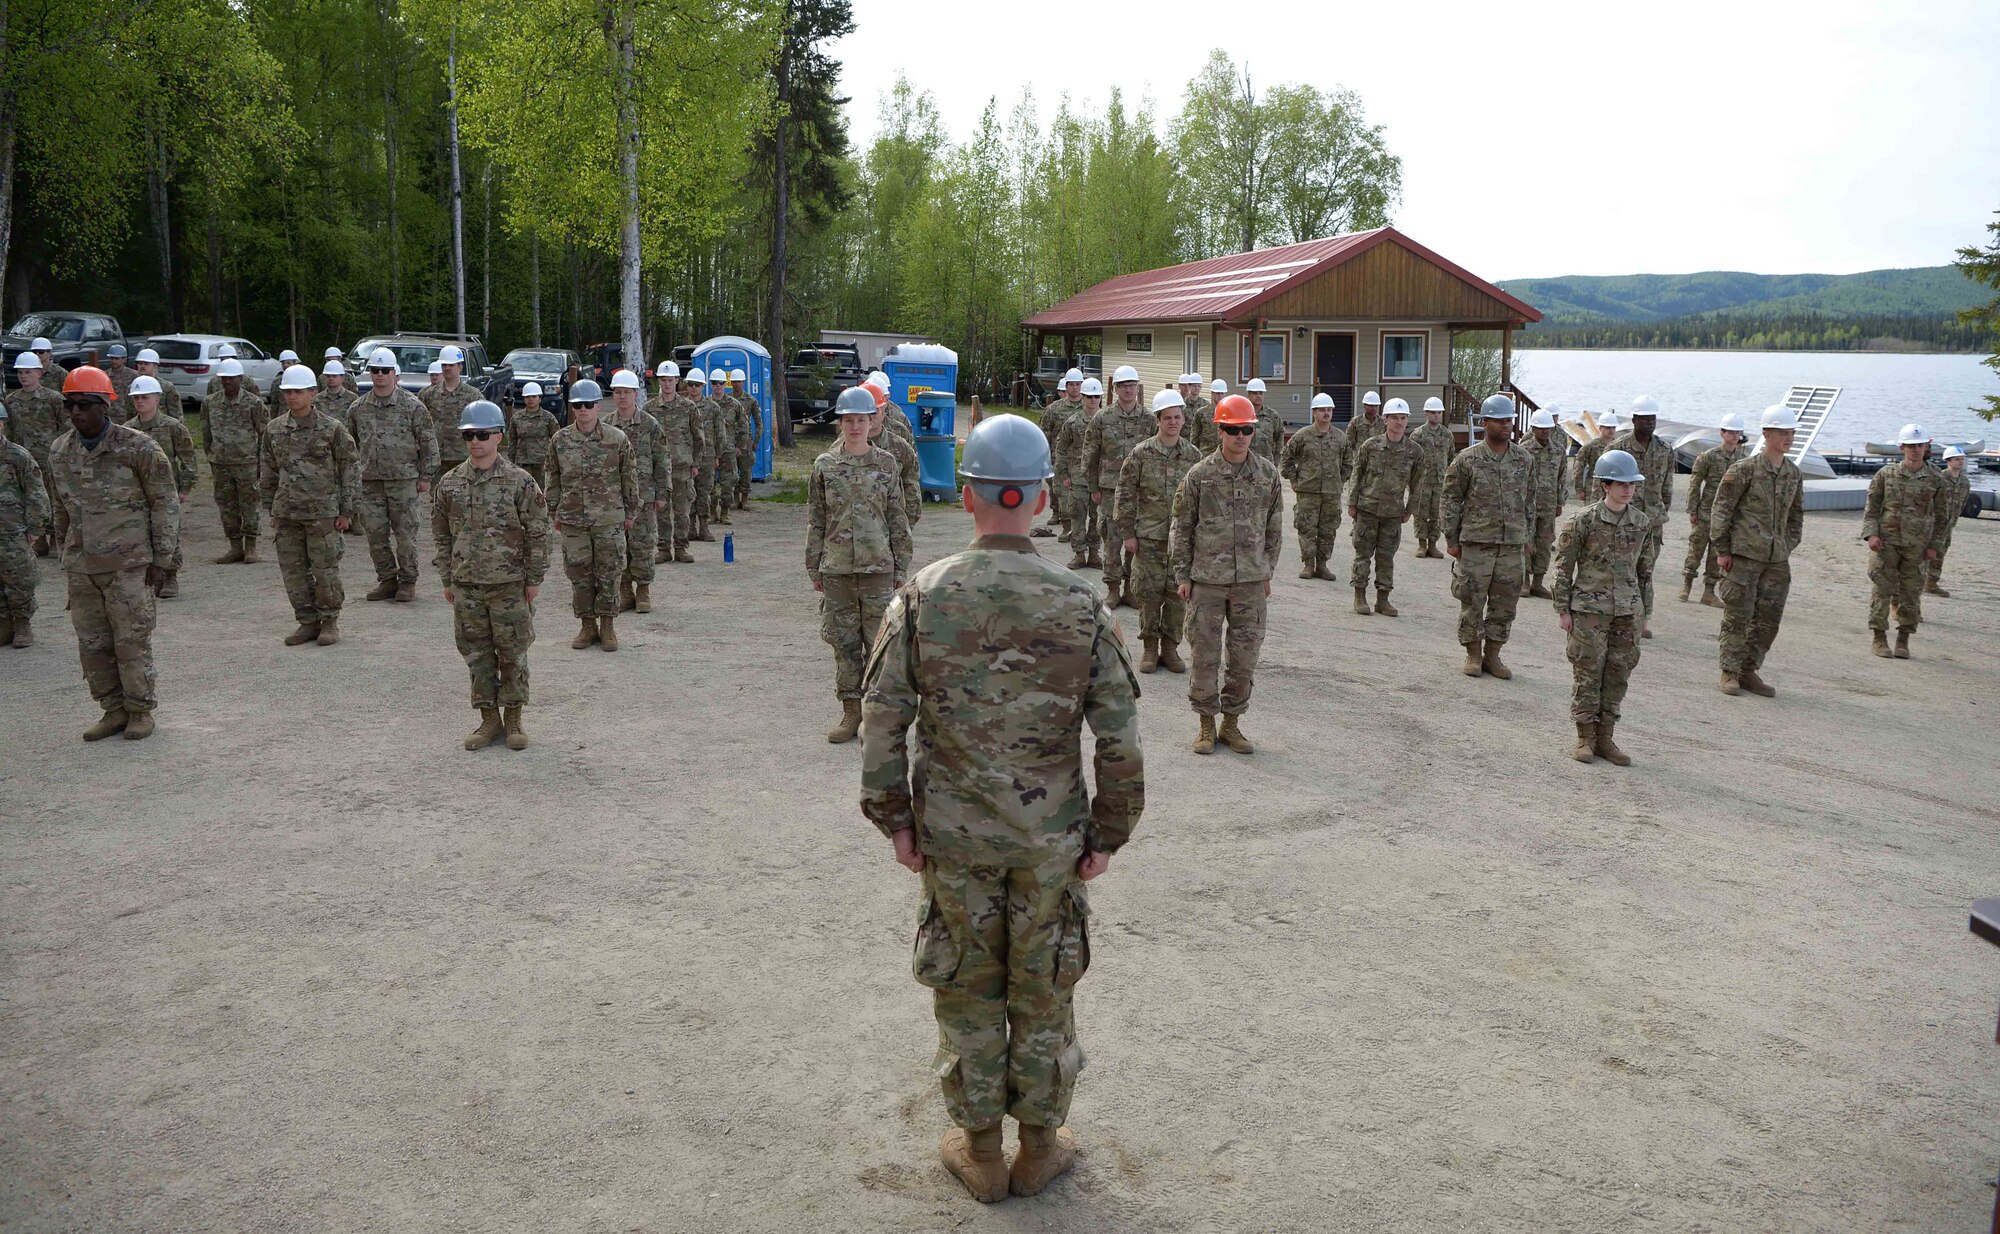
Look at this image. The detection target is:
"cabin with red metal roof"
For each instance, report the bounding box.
[1021,226,1542,428]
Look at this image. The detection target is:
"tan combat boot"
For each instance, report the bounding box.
[1299,557,1315,579]
[1010,1124,1077,1197]
[1527,574,1552,599]
[1158,641,1186,673]
[1066,549,1088,569]
[572,616,598,649]
[1481,641,1512,680]
[465,708,503,750]
[1678,577,1692,602]
[1463,642,1484,676]
[1894,628,1911,659]
[1700,581,1721,607]
[674,545,694,564]
[598,616,619,652]
[395,579,416,603]
[366,578,398,601]
[1926,580,1950,598]
[618,578,636,612]
[827,699,861,743]
[315,616,340,646]
[1593,718,1632,766]
[1352,588,1372,615]
[1139,636,1158,674]
[654,545,671,564]
[122,711,155,741]
[11,617,30,649]
[1219,715,1254,754]
[1871,629,1891,658]
[1572,722,1597,763]
[240,538,260,563]
[1374,590,1398,617]
[1192,715,1216,755]
[158,571,179,598]
[284,622,321,646]
[1314,558,1338,582]
[215,538,245,564]
[1102,581,1121,608]
[634,583,652,614]
[1720,673,1742,696]
[940,1125,1008,1204]
[1739,669,1775,697]
[503,706,528,750]
[83,709,128,741]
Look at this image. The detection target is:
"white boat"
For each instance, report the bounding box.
[1864,438,1984,457]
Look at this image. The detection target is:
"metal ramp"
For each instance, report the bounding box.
[1781,386,1840,466]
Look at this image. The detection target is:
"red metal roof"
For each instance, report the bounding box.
[1021,226,1541,330]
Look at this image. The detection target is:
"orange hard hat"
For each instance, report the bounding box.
[867,383,888,408]
[62,365,116,400]
[1215,394,1257,425]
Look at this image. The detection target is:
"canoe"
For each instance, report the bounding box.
[1865,438,1984,456]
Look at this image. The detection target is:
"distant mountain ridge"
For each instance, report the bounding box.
[1502,266,1982,326]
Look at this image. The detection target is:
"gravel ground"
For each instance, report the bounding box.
[2,461,1997,1232]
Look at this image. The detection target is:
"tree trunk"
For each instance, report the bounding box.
[0,84,16,326]
[768,1,794,448]
[447,25,468,339]
[146,133,181,332]
[481,161,492,339]
[205,200,224,331]
[611,1,644,372]
[530,227,541,346]
[383,81,401,331]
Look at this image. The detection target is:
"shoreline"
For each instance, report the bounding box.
[1514,345,1980,357]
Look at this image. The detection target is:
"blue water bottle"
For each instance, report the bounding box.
[723,533,735,564]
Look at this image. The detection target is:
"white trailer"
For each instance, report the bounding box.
[817,329,935,371]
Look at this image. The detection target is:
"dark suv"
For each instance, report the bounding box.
[348,333,515,405]
[502,347,581,418]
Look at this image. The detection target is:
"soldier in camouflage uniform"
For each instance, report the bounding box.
[1083,367,1157,607]
[27,338,70,392]
[120,348,186,425]
[544,379,638,651]
[421,346,479,482]
[1347,390,1386,451]
[685,369,720,542]
[201,344,260,398]
[870,401,923,525]
[1189,379,1227,453]
[1344,398,1422,616]
[1926,445,1971,597]
[1520,409,1568,598]
[0,402,50,647]
[727,368,759,508]
[1241,380,1283,462]
[646,364,703,562]
[808,387,912,743]
[1178,374,1210,441]
[1681,414,1749,606]
[1059,380,1102,567]
[433,400,551,753]
[7,353,64,556]
[260,365,360,647]
[1171,394,1284,756]
[506,382,559,492]
[1553,449,1650,766]
[1862,425,1953,659]
[1280,393,1346,581]
[1037,370,1085,539]
[45,367,180,740]
[700,374,737,528]
[1444,397,1533,680]
[312,360,359,431]
[608,369,668,615]
[1408,397,1453,558]
[125,376,197,597]
[203,360,270,564]
[1572,411,1618,502]
[860,412,1142,1205]
[1116,390,1203,674]
[350,348,438,603]
[1608,398,1674,635]
[261,350,303,420]
[101,346,137,404]
[1708,405,1804,697]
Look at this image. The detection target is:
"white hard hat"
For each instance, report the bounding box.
[1717,412,1747,433]
[368,347,398,370]
[521,381,543,398]
[1598,410,1620,429]
[439,344,465,365]
[1630,394,1660,418]
[1152,388,1185,412]
[216,343,238,358]
[686,367,707,384]
[1080,377,1104,397]
[1528,408,1556,428]
[323,346,343,360]
[1210,379,1227,394]
[279,364,317,391]
[1361,390,1381,406]
[1062,368,1084,385]
[13,352,41,371]
[609,368,642,390]
[1244,378,1267,393]
[1896,423,1931,445]
[135,347,160,364]
[1310,392,1334,410]
[656,361,680,378]
[1759,404,1799,430]
[1384,397,1412,416]
[729,368,746,382]
[1112,365,1140,384]
[30,336,53,350]
[866,370,890,390]
[1422,396,1445,413]
[324,360,347,376]
[1190,372,1204,384]
[428,360,444,375]
[279,349,300,364]
[1176,373,1197,386]
[128,375,162,397]
[1942,445,1965,460]
[217,359,245,378]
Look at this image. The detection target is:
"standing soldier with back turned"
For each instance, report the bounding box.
[1708,404,1804,698]
[1444,395,1533,680]
[1861,423,1952,661]
[860,413,1142,1206]
[1681,412,1749,606]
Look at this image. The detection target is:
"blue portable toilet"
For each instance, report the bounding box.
[881,342,958,411]
[690,335,775,481]
[884,344,960,502]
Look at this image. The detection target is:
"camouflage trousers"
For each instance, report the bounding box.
[1292,492,1341,566]
[819,571,894,700]
[672,471,697,550]
[1718,556,1789,676]
[1096,495,1135,584]
[915,853,1088,1130]
[1187,580,1267,716]
[516,463,544,491]
[1069,487,1098,552]
[711,466,732,519]
[1350,511,1403,593]
[1412,481,1442,546]
[1638,524,1663,616]
[561,525,627,617]
[212,464,260,543]
[1,535,36,618]
[623,507,656,584]
[67,566,157,714]
[1528,508,1560,579]
[273,518,345,623]
[1047,468,1070,531]
[737,445,754,498]
[1682,517,1722,583]
[1867,543,1925,631]
[1452,543,1525,647]
[453,580,535,707]
[1130,538,1183,643]
[1566,611,1640,723]
[1927,536,1955,585]
[361,479,423,583]
[693,468,714,534]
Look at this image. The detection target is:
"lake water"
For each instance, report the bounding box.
[1515,350,1995,455]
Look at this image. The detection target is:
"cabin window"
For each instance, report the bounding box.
[1183,333,1200,374]
[1381,332,1427,382]
[1124,332,1153,355]
[1239,332,1287,382]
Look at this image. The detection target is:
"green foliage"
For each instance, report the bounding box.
[1520,313,1978,352]
[1504,266,1987,326]
[1954,211,2000,421]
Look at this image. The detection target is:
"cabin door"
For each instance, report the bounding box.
[1314,332,1357,422]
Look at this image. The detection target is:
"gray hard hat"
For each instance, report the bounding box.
[960,413,1053,488]
[458,400,506,432]
[569,378,603,404]
[1480,394,1517,420]
[834,386,877,416]
[1593,448,1643,483]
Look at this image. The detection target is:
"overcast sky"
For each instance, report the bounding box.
[830,0,2000,280]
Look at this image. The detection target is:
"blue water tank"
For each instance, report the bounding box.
[690,335,775,481]
[912,391,958,500]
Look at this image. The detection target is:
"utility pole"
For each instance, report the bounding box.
[447,23,467,339]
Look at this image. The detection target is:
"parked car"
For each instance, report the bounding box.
[143,334,285,402]
[4,312,149,387]
[348,333,514,405]
[501,347,579,420]
[785,344,867,425]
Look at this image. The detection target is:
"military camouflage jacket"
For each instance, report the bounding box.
[1084,403,1158,491]
[349,387,438,482]
[1169,451,1286,586]
[1059,413,1095,489]
[1607,431,1674,525]
[0,439,50,535]
[544,420,639,529]
[1862,461,1952,552]
[1573,437,1613,501]
[5,385,67,458]
[105,365,137,400]
[507,406,559,467]
[130,413,199,494]
[117,378,183,425]
[259,410,360,521]
[1347,413,1386,451]
[646,395,705,471]
[1247,411,1282,462]
[1708,451,1802,563]
[422,382,480,470]
[1410,420,1454,484]
[1553,499,1651,617]
[431,456,551,587]
[880,402,913,448]
[48,421,180,572]
[202,387,269,467]
[872,427,923,525]
[1042,397,1086,461]
[1186,398,1220,453]
[805,445,912,581]
[1280,424,1347,495]
[1443,440,1532,547]
[1116,435,1203,542]
[613,410,672,504]
[1522,434,1568,516]
[859,534,1143,865]
[205,373,261,397]
[1688,442,1749,518]
[311,387,359,431]
[698,397,731,468]
[1940,468,1971,537]
[1346,433,1424,518]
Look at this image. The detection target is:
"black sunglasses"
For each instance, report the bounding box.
[368,366,396,375]
[1219,424,1254,436]
[63,397,106,410]
[461,430,499,442]
[572,401,599,410]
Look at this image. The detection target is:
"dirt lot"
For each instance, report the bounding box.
[3,452,1998,1232]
